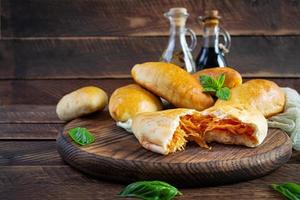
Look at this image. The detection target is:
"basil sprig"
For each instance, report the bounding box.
[199,74,231,100]
[272,182,300,200]
[119,181,182,200]
[68,127,95,146]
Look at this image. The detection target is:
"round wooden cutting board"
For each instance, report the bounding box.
[57,111,292,187]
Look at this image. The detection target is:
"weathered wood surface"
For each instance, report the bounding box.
[291,151,300,163]
[1,0,300,198]
[0,79,133,104]
[0,165,299,199]
[0,105,61,123]
[0,141,63,165]
[0,140,297,167]
[0,36,300,79]
[2,0,300,37]
[0,123,62,140]
[0,78,299,105]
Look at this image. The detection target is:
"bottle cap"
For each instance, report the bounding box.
[199,9,221,23]
[205,10,221,20]
[168,7,188,16]
[165,7,189,26]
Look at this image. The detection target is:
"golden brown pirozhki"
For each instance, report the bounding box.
[109,84,162,122]
[193,67,242,88]
[131,105,267,155]
[56,86,108,121]
[131,62,214,111]
[215,79,285,117]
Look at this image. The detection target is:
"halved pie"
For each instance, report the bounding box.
[131,105,268,155]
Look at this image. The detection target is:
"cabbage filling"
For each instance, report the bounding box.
[167,114,255,153]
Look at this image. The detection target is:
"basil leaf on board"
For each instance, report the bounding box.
[272,182,300,200]
[119,181,182,200]
[200,74,230,101]
[68,127,95,146]
[216,87,231,100]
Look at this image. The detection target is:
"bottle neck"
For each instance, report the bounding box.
[203,25,220,50]
[167,19,188,50]
[169,18,186,35]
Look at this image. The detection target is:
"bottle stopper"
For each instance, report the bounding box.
[168,7,188,16]
[199,9,221,23]
[165,7,189,27]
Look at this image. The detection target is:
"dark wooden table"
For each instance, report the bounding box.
[1,1,300,199]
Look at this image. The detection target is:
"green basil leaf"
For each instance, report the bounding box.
[68,127,95,146]
[280,183,300,194]
[272,183,300,200]
[199,74,231,101]
[216,87,231,100]
[217,74,225,88]
[203,87,217,92]
[199,75,219,89]
[119,181,182,200]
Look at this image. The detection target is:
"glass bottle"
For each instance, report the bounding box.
[195,10,231,71]
[160,8,197,73]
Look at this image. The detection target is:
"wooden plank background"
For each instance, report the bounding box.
[2,0,300,37]
[0,1,300,199]
[1,36,300,79]
[0,0,300,80]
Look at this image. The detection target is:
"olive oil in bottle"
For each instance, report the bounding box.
[160,8,197,73]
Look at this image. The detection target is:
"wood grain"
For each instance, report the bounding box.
[56,111,292,186]
[0,78,299,105]
[1,36,300,79]
[0,141,63,165]
[0,0,299,197]
[0,138,296,167]
[2,0,300,37]
[291,150,300,163]
[0,164,298,199]
[0,105,61,123]
[0,123,62,140]
[0,137,294,168]
[0,79,133,105]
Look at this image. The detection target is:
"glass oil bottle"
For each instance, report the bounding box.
[160,8,197,73]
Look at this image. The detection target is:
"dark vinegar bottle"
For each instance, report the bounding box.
[195,10,231,71]
[196,47,227,70]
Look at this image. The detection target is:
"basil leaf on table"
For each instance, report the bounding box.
[199,74,231,101]
[272,182,300,200]
[119,180,182,200]
[68,127,95,146]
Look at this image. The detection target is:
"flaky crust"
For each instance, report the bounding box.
[131,109,195,155]
[109,84,162,122]
[131,62,214,111]
[215,79,285,117]
[193,67,242,88]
